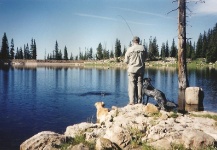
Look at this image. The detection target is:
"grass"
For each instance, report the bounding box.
[141,143,156,150]
[150,112,162,118]
[190,113,217,121]
[58,134,95,150]
[128,127,146,148]
[169,112,179,118]
[190,113,217,127]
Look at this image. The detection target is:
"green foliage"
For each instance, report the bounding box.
[0,32,9,59]
[64,46,68,60]
[148,36,159,60]
[115,38,121,58]
[198,23,217,63]
[96,43,103,60]
[170,112,179,118]
[170,38,178,58]
[170,143,186,150]
[128,127,146,148]
[10,38,15,59]
[190,113,217,121]
[161,42,166,60]
[141,143,156,150]
[110,50,114,58]
[59,135,95,150]
[150,112,162,119]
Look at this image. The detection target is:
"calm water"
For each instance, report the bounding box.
[0,66,217,150]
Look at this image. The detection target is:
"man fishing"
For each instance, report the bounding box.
[124,36,146,105]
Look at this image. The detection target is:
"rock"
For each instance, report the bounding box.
[65,122,98,138]
[104,125,131,149]
[185,87,204,105]
[20,131,65,150]
[182,129,215,149]
[69,143,90,150]
[95,137,119,150]
[21,103,217,150]
[143,103,159,115]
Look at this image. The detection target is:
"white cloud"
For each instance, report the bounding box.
[74,13,154,26]
[74,13,118,21]
[112,7,174,20]
[193,0,217,15]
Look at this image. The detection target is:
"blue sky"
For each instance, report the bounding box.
[0,0,217,59]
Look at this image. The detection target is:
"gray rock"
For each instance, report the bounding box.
[20,131,65,150]
[185,87,204,105]
[104,125,131,149]
[21,104,217,150]
[65,122,98,137]
[69,143,89,150]
[182,129,215,149]
[95,137,119,150]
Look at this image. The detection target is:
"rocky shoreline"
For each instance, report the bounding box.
[20,103,217,150]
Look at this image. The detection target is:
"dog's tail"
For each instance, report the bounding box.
[166,100,178,108]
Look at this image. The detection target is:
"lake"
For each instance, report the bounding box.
[0,65,217,150]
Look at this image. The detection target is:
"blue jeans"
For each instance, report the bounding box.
[128,72,144,104]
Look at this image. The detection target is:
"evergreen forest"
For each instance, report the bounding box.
[0,23,217,63]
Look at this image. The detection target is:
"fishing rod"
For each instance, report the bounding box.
[118,15,134,37]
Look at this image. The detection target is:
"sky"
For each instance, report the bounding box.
[0,0,217,59]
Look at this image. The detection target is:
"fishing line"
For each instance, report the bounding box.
[118,15,134,37]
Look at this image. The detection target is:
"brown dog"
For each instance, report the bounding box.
[94,102,109,123]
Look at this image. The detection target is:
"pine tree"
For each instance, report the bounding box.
[88,47,93,60]
[96,43,103,60]
[148,37,159,60]
[70,53,74,60]
[64,46,68,60]
[122,46,127,56]
[110,50,114,58]
[170,39,177,58]
[32,39,37,59]
[161,42,166,60]
[196,33,203,58]
[1,32,9,59]
[165,41,169,57]
[206,23,217,63]
[24,44,27,59]
[115,38,121,58]
[19,47,23,59]
[58,50,62,60]
[55,40,59,60]
[26,44,30,59]
[10,38,15,59]
[15,47,19,59]
[79,51,84,60]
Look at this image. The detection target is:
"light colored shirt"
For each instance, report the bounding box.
[124,44,145,73]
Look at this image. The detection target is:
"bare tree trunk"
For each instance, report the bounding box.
[178,0,189,90]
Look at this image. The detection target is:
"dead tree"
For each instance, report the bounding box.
[178,0,189,90]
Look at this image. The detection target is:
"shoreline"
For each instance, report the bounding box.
[0,59,216,69]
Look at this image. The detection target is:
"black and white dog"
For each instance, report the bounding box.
[142,78,177,110]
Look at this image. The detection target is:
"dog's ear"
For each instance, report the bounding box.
[148,78,152,81]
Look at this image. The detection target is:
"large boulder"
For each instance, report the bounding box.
[65,122,98,138]
[95,137,119,150]
[185,87,204,105]
[182,129,215,149]
[103,125,131,149]
[20,131,65,150]
[143,103,159,115]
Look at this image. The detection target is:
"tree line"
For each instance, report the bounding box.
[1,22,216,63]
[0,32,37,60]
